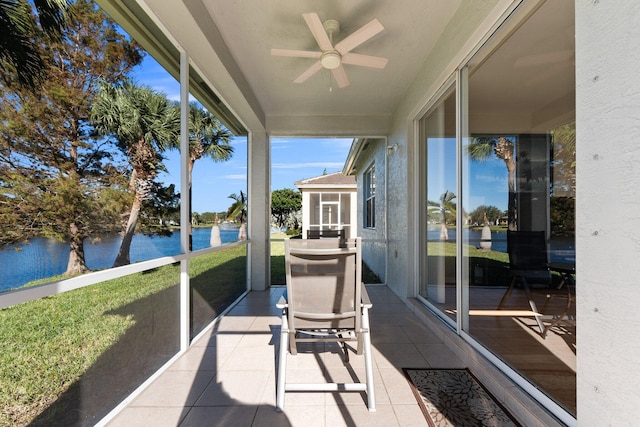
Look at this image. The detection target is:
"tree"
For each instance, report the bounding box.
[226,191,247,240]
[187,102,233,177]
[142,182,180,229]
[91,80,180,267]
[199,212,218,224]
[271,188,302,230]
[428,190,456,240]
[0,0,143,275]
[468,205,503,226]
[466,136,517,230]
[186,102,233,247]
[550,121,576,196]
[0,0,70,88]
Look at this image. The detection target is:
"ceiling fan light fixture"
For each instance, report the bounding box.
[321,50,341,69]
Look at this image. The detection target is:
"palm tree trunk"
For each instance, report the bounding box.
[439,213,449,240]
[112,194,142,267]
[238,222,247,240]
[188,160,194,251]
[66,222,89,275]
[506,159,517,231]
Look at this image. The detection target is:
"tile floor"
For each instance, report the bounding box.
[106,285,563,427]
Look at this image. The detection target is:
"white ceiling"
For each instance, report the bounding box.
[134,0,573,137]
[197,0,462,132]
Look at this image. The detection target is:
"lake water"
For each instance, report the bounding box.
[0,227,239,292]
[428,229,575,263]
[1,228,574,293]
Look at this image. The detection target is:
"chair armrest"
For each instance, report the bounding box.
[276,295,288,309]
[360,283,373,309]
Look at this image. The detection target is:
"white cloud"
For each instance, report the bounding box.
[273,162,345,169]
[475,174,507,184]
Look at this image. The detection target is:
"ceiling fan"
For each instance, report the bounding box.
[271,13,388,89]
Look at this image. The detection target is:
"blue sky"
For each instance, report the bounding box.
[428,137,509,213]
[467,154,509,212]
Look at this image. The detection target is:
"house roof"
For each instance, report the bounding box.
[294,172,356,189]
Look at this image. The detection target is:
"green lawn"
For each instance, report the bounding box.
[0,245,247,426]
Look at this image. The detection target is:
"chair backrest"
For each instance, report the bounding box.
[306,228,346,239]
[507,231,550,282]
[285,237,362,332]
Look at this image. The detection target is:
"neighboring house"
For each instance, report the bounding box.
[294,172,356,239]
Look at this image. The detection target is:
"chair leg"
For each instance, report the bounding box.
[362,308,376,412]
[289,332,297,355]
[521,278,546,335]
[276,315,289,412]
[500,276,546,336]
[342,341,350,363]
[498,276,517,308]
[541,287,574,338]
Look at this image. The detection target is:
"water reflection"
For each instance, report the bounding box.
[0,228,239,291]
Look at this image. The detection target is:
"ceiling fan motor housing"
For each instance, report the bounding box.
[323,19,340,37]
[321,50,341,69]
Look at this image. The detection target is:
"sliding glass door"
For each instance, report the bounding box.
[419,0,576,416]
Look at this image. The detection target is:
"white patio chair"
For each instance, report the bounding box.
[276,237,375,412]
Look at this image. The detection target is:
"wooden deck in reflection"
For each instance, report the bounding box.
[429,283,576,415]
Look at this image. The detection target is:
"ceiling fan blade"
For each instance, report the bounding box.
[335,18,384,55]
[271,48,322,59]
[331,65,350,88]
[342,53,388,69]
[303,13,333,51]
[294,61,324,84]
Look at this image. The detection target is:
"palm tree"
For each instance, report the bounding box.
[187,102,233,248]
[0,0,70,88]
[428,191,457,240]
[91,80,180,267]
[187,102,233,177]
[227,191,247,240]
[550,121,576,195]
[466,136,517,231]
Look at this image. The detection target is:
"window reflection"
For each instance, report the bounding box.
[464,0,576,415]
[419,0,576,416]
[420,85,457,321]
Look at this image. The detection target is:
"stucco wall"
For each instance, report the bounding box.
[576,1,640,424]
[354,139,387,283]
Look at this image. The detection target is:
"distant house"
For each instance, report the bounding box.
[294,172,356,239]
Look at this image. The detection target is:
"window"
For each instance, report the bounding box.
[364,165,376,228]
[308,192,351,237]
[419,84,456,319]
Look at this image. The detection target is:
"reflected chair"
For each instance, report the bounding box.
[276,237,375,412]
[498,230,551,334]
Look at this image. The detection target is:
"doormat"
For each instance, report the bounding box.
[403,368,521,427]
